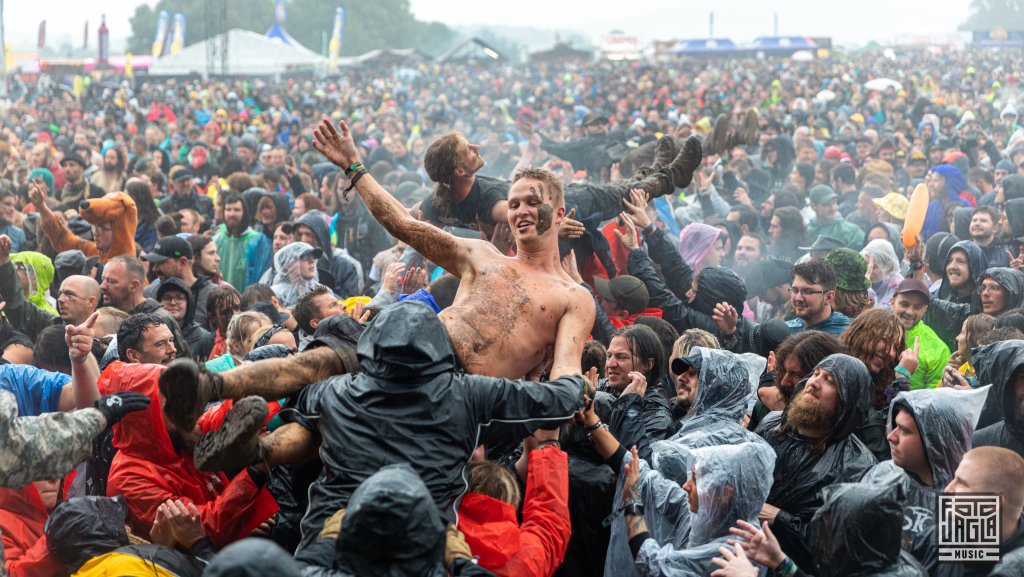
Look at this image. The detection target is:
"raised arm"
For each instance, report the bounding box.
[312,117,475,276]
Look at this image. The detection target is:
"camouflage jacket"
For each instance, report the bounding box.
[0,388,105,489]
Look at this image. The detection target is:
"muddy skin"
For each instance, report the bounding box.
[536,204,554,235]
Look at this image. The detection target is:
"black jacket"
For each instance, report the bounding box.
[294,301,587,550]
[296,464,498,577]
[810,483,927,577]
[862,388,985,576]
[756,354,878,574]
[156,277,213,361]
[927,241,987,349]
[974,339,1024,445]
[333,199,393,285]
[297,210,360,298]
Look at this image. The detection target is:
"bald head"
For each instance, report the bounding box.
[58,275,101,325]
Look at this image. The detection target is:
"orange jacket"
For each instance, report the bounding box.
[40,191,137,263]
[458,447,571,577]
[100,362,278,548]
[0,483,68,577]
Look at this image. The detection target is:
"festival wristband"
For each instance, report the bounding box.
[895,366,913,379]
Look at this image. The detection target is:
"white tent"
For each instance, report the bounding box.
[149,29,326,76]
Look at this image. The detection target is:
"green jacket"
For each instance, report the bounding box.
[807,217,865,250]
[9,251,58,315]
[906,321,950,390]
[0,260,60,342]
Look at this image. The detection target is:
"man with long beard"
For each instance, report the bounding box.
[754,353,877,574]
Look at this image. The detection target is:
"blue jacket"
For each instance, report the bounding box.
[786,310,851,336]
[0,364,70,416]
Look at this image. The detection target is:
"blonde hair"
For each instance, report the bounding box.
[225,311,272,359]
[511,167,565,207]
[672,329,720,359]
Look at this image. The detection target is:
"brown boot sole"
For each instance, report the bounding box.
[193,396,268,473]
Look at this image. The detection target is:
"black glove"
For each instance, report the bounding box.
[94,392,151,425]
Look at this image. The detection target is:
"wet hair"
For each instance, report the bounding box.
[156,214,179,237]
[33,324,74,374]
[240,284,277,311]
[833,288,872,319]
[512,167,565,208]
[95,306,129,338]
[423,134,462,212]
[294,285,333,334]
[117,313,165,360]
[772,206,807,247]
[427,274,460,310]
[125,178,160,226]
[108,255,146,284]
[792,259,837,292]
[207,285,242,336]
[841,309,905,410]
[634,316,679,362]
[831,163,856,185]
[466,460,521,509]
[227,172,256,194]
[729,204,760,232]
[225,311,272,359]
[960,314,996,367]
[978,327,1024,346]
[611,324,666,386]
[995,310,1024,333]
[582,339,607,378]
[671,329,720,360]
[295,192,326,213]
[773,331,847,390]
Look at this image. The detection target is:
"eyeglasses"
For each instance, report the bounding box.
[160,294,188,304]
[789,287,826,296]
[979,284,1005,294]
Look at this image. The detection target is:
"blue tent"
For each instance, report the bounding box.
[265,21,301,47]
[669,38,739,56]
[748,36,817,52]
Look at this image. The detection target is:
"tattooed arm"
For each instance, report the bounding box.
[312,117,479,275]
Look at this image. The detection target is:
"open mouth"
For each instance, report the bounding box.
[516,221,534,233]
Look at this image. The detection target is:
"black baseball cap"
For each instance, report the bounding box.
[142,236,194,263]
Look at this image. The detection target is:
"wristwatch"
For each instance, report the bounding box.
[624,499,645,516]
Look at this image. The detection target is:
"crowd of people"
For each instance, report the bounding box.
[2,45,1024,577]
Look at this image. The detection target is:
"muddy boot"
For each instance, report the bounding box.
[633,135,676,180]
[193,396,268,473]
[737,109,759,145]
[667,136,704,190]
[159,358,225,433]
[632,172,675,199]
[709,114,729,156]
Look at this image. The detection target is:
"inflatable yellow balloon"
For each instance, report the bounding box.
[902,183,929,248]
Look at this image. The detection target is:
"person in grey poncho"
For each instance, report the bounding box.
[603,347,767,577]
[620,442,776,577]
[271,241,324,308]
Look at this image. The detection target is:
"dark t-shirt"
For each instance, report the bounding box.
[419,175,509,230]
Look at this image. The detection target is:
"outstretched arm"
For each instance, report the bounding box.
[312,117,475,276]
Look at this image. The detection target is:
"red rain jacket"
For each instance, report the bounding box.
[101,362,277,548]
[458,446,571,577]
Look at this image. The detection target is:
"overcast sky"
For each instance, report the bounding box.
[4,0,972,52]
